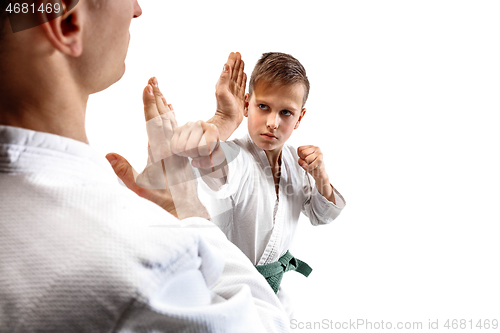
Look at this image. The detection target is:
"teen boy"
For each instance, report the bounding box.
[169,52,346,316]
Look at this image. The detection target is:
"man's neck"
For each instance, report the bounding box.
[0,105,88,143]
[0,60,90,143]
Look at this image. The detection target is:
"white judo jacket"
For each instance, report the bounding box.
[0,125,290,333]
[197,135,345,315]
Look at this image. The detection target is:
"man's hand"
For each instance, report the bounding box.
[208,52,247,141]
[106,77,210,220]
[170,120,227,177]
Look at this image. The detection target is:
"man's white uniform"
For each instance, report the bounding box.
[197,134,346,316]
[0,125,290,332]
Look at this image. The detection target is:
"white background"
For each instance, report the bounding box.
[87,1,500,331]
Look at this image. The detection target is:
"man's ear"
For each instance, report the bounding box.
[244,93,250,117]
[39,0,84,57]
[294,108,306,129]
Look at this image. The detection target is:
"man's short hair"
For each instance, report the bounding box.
[0,0,104,42]
[0,0,8,42]
[249,52,310,107]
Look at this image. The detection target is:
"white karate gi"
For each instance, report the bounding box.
[0,125,290,333]
[197,134,345,316]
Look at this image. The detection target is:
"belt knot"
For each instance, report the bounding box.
[255,250,312,293]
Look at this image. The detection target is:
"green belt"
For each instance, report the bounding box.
[255,250,312,294]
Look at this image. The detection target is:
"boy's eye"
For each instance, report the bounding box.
[281,110,292,116]
[259,104,269,111]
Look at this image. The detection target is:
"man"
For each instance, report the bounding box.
[0,0,289,331]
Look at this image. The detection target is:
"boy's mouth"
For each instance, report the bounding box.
[261,133,278,140]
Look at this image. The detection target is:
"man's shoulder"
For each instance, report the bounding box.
[0,172,203,270]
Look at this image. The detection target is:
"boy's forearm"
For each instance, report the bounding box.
[315,176,337,205]
[207,111,243,142]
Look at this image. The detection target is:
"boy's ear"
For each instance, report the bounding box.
[39,0,84,57]
[243,93,250,117]
[294,108,307,129]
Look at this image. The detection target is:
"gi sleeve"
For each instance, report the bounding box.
[196,141,247,200]
[301,172,345,226]
[117,217,290,333]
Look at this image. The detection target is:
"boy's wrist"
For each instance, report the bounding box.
[314,177,336,205]
[208,111,243,141]
[312,167,329,184]
[314,174,330,189]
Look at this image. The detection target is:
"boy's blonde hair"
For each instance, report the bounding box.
[249,52,310,107]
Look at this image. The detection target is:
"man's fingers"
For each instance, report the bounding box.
[198,122,219,156]
[106,153,142,194]
[143,77,177,159]
[149,78,169,115]
[146,113,171,162]
[171,122,200,156]
[183,122,205,158]
[167,104,178,133]
[171,122,193,155]
[143,77,169,121]
[170,121,220,159]
[170,126,181,155]
[191,147,226,169]
[167,104,178,129]
[143,84,159,121]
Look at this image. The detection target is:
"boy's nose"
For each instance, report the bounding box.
[267,113,279,129]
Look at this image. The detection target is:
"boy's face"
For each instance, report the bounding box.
[245,82,306,153]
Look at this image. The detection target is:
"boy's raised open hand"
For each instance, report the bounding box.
[210,52,247,141]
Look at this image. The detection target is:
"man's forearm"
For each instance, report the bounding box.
[173,198,211,220]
